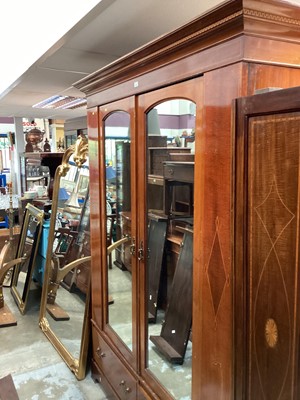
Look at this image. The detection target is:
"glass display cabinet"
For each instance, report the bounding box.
[74,0,300,398]
[20,152,63,198]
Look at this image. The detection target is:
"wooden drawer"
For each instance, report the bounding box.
[163,161,194,182]
[91,358,118,400]
[138,386,160,400]
[92,327,137,399]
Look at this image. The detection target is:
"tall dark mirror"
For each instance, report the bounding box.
[146,99,195,399]
[39,134,90,380]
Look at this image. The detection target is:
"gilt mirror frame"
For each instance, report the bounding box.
[38,134,90,380]
[10,203,44,315]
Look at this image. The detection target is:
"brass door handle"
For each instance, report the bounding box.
[130,238,136,255]
[137,241,144,261]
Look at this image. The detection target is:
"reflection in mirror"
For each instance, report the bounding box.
[39,134,90,380]
[10,203,44,315]
[104,111,133,351]
[146,99,195,399]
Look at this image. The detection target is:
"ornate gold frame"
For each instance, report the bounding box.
[10,203,44,314]
[39,134,90,380]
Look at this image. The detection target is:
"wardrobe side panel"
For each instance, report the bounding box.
[193,62,246,399]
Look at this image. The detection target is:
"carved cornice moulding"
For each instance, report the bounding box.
[74,0,300,96]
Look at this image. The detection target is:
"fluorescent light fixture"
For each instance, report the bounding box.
[33,95,87,110]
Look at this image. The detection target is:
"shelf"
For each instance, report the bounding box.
[26,176,45,181]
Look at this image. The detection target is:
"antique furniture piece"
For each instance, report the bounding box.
[20,152,63,198]
[10,204,44,315]
[74,0,300,398]
[233,86,300,399]
[148,147,192,212]
[39,134,91,380]
[147,212,168,323]
[150,225,193,364]
[163,161,194,216]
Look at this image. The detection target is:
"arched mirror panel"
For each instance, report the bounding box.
[103,110,133,351]
[145,98,196,399]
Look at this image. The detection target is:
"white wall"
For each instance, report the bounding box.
[0,124,15,133]
[0,0,101,96]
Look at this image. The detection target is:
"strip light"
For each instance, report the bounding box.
[33,95,87,110]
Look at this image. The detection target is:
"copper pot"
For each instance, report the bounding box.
[25,128,44,144]
[25,128,45,152]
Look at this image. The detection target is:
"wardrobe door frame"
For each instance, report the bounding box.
[98,96,138,369]
[136,77,204,398]
[233,86,300,399]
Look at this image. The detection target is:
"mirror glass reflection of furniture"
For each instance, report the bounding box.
[39,134,91,380]
[104,109,133,351]
[145,98,195,399]
[89,98,138,398]
[91,85,198,399]
[10,203,44,315]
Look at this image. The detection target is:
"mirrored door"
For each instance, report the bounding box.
[100,97,137,366]
[138,78,203,399]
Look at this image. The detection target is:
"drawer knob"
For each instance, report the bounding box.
[96,347,105,358]
[119,381,131,394]
[168,168,174,175]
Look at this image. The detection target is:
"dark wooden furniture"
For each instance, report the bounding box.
[147,174,164,212]
[148,147,191,176]
[74,1,300,398]
[147,212,168,323]
[234,86,300,399]
[148,148,193,212]
[163,161,194,216]
[150,225,193,364]
[74,231,91,294]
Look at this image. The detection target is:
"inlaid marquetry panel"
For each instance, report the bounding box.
[240,111,300,400]
[206,217,229,321]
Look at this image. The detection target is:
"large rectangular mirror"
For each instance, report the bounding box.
[39,134,90,380]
